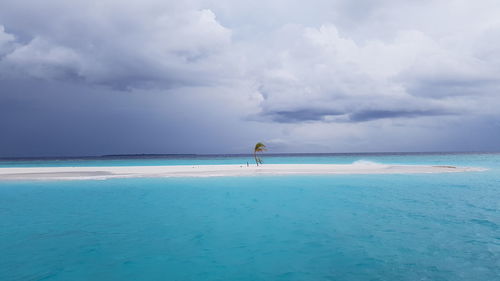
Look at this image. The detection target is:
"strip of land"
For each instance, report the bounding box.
[0,163,485,181]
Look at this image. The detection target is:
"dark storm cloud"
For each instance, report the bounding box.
[348,109,452,122]
[260,108,452,123]
[0,78,270,157]
[404,77,500,99]
[264,109,344,123]
[1,0,500,156]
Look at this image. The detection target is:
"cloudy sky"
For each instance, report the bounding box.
[1,0,500,157]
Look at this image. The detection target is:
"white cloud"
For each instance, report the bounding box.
[3,37,84,80]
[0,2,233,88]
[0,25,17,57]
[244,18,500,123]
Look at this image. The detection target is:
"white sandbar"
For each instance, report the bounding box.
[0,163,485,181]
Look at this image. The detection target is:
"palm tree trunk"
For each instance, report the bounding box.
[254,151,259,166]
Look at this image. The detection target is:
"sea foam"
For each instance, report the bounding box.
[352,160,388,168]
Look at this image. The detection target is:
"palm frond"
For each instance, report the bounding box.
[254,142,267,152]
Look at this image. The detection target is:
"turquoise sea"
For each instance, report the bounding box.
[1,153,499,280]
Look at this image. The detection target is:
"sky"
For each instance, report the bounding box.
[1,0,500,157]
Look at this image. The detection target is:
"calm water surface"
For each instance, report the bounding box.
[1,153,499,280]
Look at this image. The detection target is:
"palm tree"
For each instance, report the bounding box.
[254,142,267,166]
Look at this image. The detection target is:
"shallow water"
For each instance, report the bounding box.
[1,153,499,280]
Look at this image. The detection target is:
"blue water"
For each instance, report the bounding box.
[1,153,499,280]
[1,152,498,167]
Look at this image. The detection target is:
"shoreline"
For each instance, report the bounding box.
[0,163,486,181]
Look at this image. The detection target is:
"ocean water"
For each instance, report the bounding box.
[1,153,499,281]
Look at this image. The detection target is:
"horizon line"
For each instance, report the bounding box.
[1,151,499,160]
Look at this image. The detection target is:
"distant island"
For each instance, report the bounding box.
[101,154,199,158]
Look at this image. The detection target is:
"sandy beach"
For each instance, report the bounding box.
[0,163,485,181]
